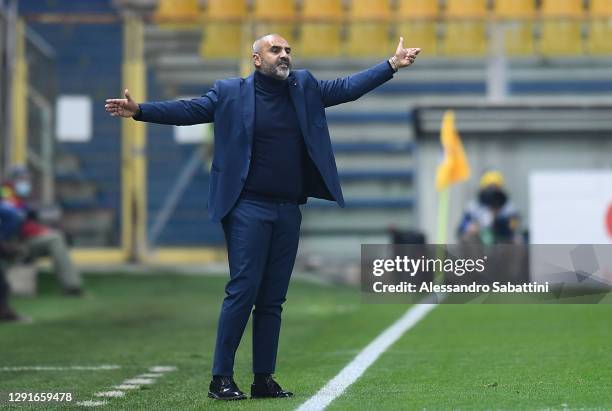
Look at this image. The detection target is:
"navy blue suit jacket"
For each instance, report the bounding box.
[135,60,395,221]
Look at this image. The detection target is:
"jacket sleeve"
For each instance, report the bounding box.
[318,60,395,108]
[133,82,219,125]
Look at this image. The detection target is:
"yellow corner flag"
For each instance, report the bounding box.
[435,110,470,191]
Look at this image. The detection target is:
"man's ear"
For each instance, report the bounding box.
[253,53,261,68]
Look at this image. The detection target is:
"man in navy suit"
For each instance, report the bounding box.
[106,33,420,400]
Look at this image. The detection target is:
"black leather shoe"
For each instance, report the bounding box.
[208,376,247,401]
[251,375,293,398]
[0,307,32,323]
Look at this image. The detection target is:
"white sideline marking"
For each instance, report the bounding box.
[78,365,177,405]
[296,303,438,411]
[114,384,140,390]
[95,391,125,398]
[150,366,177,372]
[76,400,108,407]
[138,373,164,378]
[0,365,120,371]
[124,378,155,385]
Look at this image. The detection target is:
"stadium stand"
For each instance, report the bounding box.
[252,0,297,44]
[153,0,199,23]
[540,0,584,17]
[442,0,488,56]
[199,0,246,59]
[298,0,343,57]
[586,0,612,55]
[205,0,247,19]
[302,0,344,19]
[539,19,583,56]
[492,0,535,55]
[396,0,440,56]
[493,0,535,18]
[346,0,392,57]
[398,0,439,18]
[444,0,488,18]
[539,0,584,56]
[590,0,612,15]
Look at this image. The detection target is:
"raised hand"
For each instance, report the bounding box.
[390,37,420,70]
[105,89,140,118]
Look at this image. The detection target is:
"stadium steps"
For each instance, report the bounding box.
[152,52,612,98]
[54,153,118,247]
[144,25,202,64]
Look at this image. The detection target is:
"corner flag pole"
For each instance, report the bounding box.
[434,110,470,283]
[436,189,450,244]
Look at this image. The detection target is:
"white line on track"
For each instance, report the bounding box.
[296,302,439,411]
[0,365,121,371]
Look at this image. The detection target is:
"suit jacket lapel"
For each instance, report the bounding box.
[287,73,310,143]
[240,74,255,146]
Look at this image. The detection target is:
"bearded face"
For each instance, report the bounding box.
[253,35,292,80]
[260,54,291,80]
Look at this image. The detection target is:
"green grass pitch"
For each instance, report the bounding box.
[1,272,611,410]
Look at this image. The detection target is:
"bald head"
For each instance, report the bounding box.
[252,33,287,53]
[252,34,292,80]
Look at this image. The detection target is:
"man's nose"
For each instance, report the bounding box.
[280,49,288,58]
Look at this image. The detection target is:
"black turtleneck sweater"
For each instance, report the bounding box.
[242,70,306,202]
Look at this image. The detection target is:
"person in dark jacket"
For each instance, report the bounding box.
[106,33,420,400]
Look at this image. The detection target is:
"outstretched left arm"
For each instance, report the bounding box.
[318,38,420,108]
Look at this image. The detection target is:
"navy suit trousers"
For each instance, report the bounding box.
[212,198,301,376]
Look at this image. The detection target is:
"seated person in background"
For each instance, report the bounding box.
[1,165,83,296]
[458,170,522,245]
[0,200,30,322]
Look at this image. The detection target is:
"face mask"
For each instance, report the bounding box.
[478,187,507,209]
[14,180,31,197]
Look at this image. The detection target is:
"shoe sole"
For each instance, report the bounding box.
[207,392,247,401]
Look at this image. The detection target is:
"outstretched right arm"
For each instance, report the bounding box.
[105,83,218,126]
